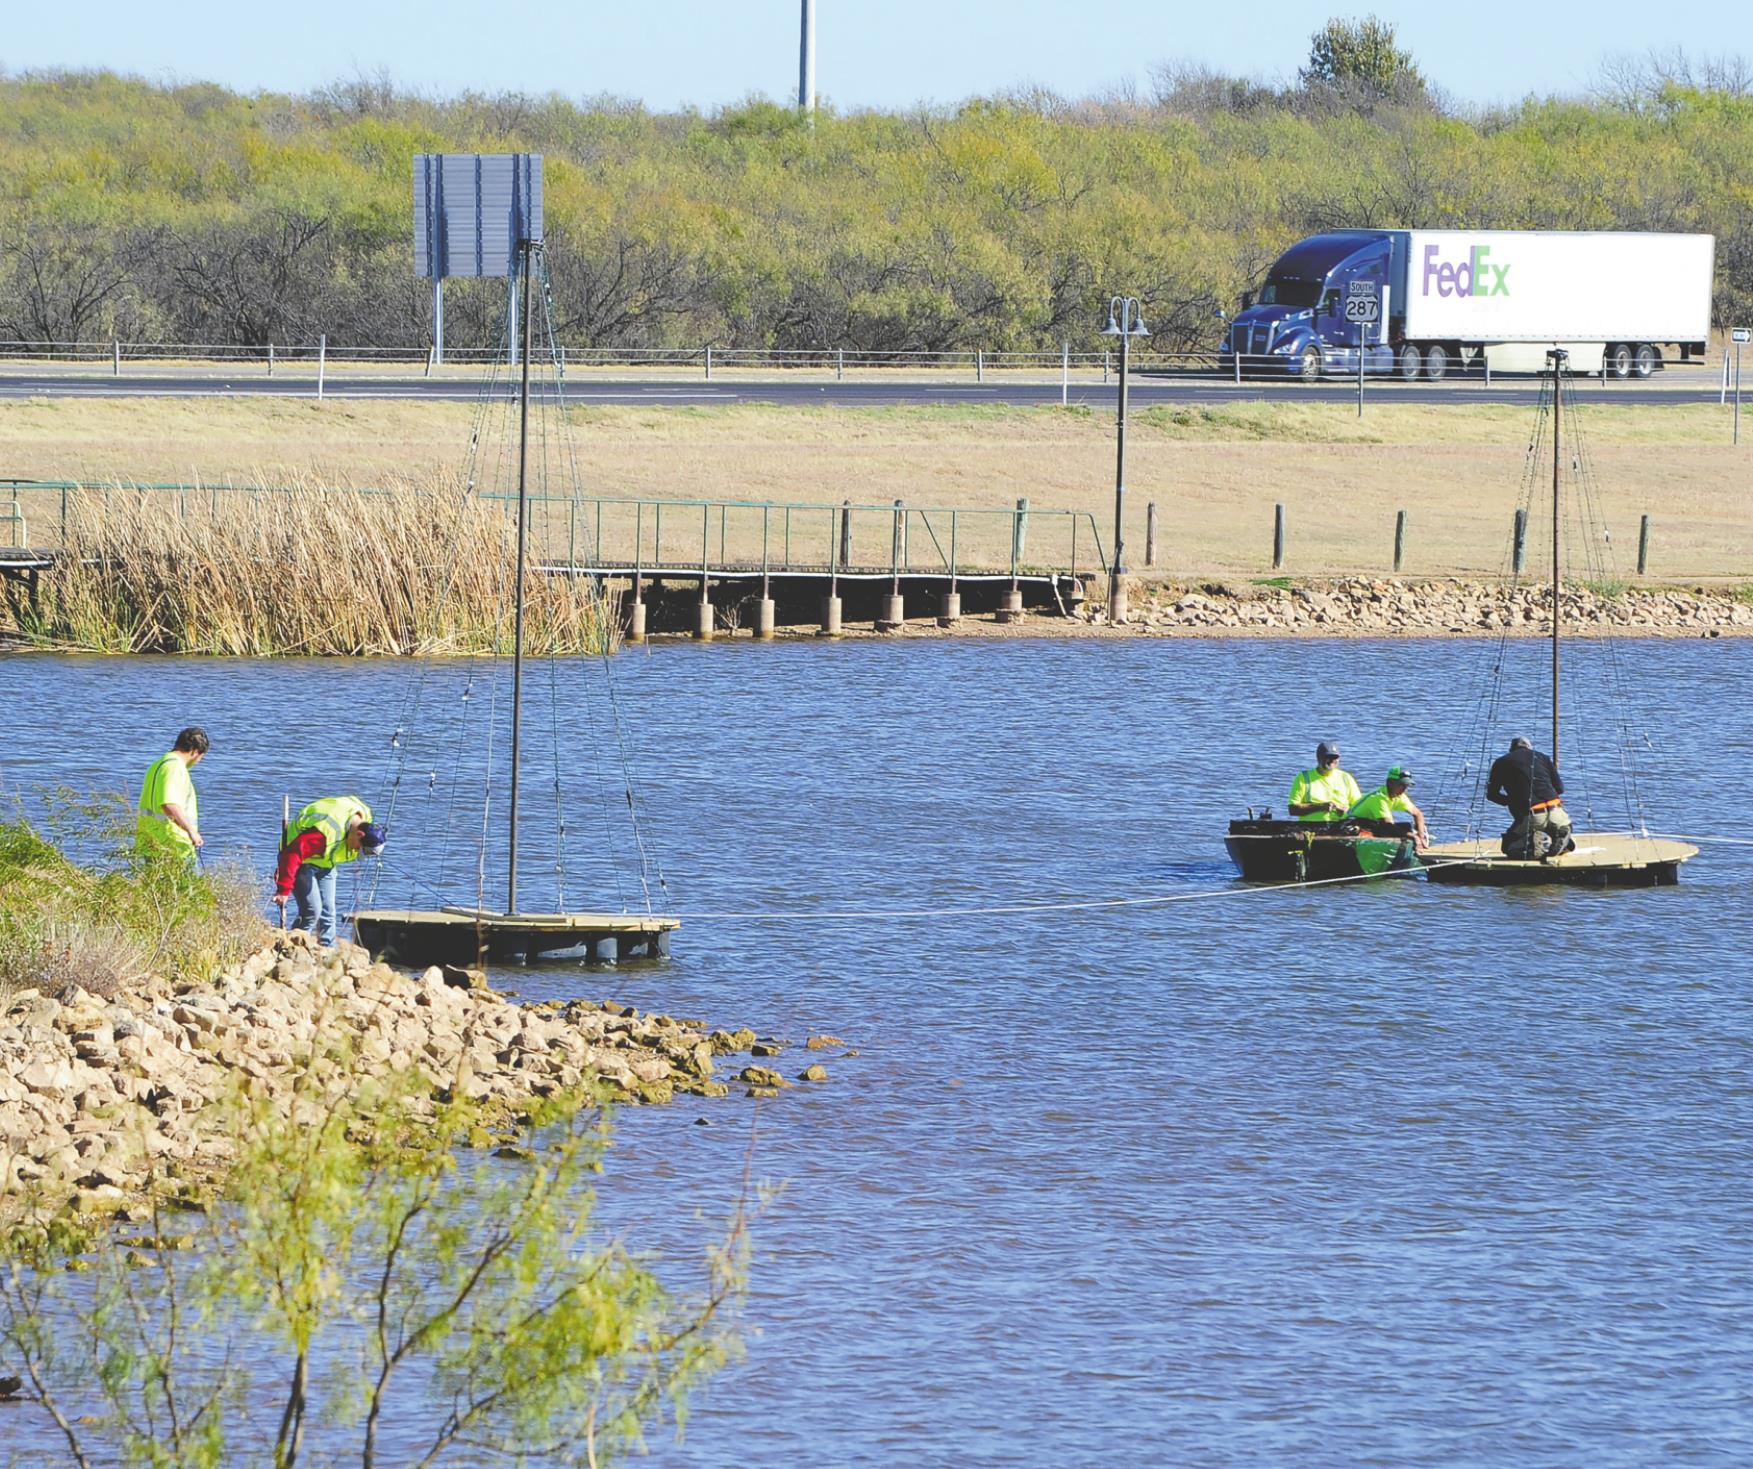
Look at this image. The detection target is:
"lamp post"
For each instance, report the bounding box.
[1100,296,1150,623]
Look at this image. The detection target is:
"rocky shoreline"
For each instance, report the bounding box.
[0,932,823,1225]
[1085,578,1753,637]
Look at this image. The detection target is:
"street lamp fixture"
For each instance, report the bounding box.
[1100,296,1150,623]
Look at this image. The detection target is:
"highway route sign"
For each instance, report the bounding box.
[1734,327,1751,344]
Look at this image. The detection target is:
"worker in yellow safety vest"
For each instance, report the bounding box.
[272,796,387,946]
[1346,766,1432,851]
[136,727,210,864]
[1287,741,1363,823]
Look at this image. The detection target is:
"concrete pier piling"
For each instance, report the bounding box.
[626,600,647,643]
[878,592,906,631]
[754,596,776,639]
[1108,573,1130,625]
[693,589,714,641]
[995,587,1023,624]
[819,594,843,637]
[938,590,961,626]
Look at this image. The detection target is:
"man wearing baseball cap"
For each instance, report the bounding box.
[1346,766,1431,851]
[1287,741,1363,823]
[273,796,387,946]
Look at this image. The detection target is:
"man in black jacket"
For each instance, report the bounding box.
[1486,735,1575,860]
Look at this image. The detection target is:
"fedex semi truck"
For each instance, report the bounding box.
[1218,230,1715,380]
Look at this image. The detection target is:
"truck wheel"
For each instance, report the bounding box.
[1298,345,1322,381]
[1398,345,1422,381]
[1609,343,1633,378]
[1634,344,1657,378]
[1423,345,1448,382]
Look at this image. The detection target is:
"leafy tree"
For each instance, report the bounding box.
[1298,16,1428,111]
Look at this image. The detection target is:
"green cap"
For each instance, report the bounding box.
[1386,765,1414,784]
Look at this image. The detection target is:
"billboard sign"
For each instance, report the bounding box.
[414,153,543,280]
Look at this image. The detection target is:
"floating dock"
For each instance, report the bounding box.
[1421,833,1697,887]
[352,907,678,967]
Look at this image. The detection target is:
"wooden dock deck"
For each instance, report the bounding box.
[353,908,678,967]
[1422,833,1697,887]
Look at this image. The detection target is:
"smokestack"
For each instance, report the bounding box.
[799,0,816,115]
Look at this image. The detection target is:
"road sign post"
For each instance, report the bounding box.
[1733,327,1749,445]
[1347,281,1380,418]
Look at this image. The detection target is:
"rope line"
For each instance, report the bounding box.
[664,859,1476,922]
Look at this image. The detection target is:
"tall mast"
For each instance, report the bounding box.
[507,240,535,914]
[1550,347,1564,766]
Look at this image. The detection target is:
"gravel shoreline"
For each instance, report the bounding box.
[0,932,820,1226]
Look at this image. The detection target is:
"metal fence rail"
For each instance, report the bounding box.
[0,480,1108,584]
[0,337,1728,383]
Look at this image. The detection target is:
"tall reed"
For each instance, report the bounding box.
[4,476,618,656]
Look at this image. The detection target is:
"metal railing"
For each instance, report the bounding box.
[0,480,1107,584]
[0,337,1724,384]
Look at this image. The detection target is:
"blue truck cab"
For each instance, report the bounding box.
[1219,230,1403,379]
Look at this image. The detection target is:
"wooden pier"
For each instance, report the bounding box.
[352,907,678,968]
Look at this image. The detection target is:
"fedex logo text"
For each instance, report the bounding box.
[1421,244,1511,298]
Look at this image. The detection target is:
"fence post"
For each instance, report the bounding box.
[1234,348,1241,385]
[704,344,712,380]
[1393,509,1407,572]
[268,341,275,377]
[1013,497,1029,563]
[112,338,120,377]
[1103,349,1110,385]
[1144,501,1157,567]
[1061,340,1069,407]
[1512,507,1528,574]
[976,349,984,383]
[837,348,844,381]
[839,499,851,569]
[1637,514,1650,576]
[1272,504,1285,570]
[316,334,326,401]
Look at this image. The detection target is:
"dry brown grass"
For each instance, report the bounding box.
[3,396,1748,580]
[5,476,614,655]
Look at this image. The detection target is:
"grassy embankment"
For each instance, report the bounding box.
[3,396,1748,599]
[0,808,262,1001]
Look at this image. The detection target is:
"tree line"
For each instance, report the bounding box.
[2,31,1751,357]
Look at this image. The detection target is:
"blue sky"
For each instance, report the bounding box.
[4,1,1751,109]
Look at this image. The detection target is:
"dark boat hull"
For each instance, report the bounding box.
[1225,818,1420,884]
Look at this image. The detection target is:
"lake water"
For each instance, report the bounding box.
[4,635,1752,1466]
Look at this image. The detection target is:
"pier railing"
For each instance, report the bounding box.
[0,480,1108,585]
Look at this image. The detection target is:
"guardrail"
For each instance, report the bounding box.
[0,337,1726,383]
[0,480,1109,585]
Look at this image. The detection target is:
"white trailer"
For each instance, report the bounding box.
[1398,230,1715,378]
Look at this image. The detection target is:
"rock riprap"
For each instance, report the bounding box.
[0,932,778,1220]
[1096,579,1753,636]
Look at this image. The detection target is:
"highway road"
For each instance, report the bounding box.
[0,370,1727,410]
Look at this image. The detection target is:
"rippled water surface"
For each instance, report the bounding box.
[5,636,1753,1466]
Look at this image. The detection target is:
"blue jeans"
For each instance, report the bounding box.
[292,863,339,946]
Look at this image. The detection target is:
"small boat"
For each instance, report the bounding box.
[1225,814,1421,883]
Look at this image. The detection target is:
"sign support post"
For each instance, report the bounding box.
[1733,328,1749,445]
[1346,280,1380,420]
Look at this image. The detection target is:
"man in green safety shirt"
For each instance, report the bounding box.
[136,726,209,864]
[1288,741,1363,823]
[1347,766,1432,852]
[272,796,387,947]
